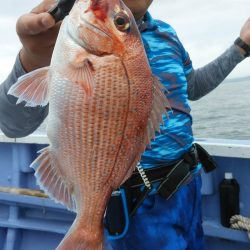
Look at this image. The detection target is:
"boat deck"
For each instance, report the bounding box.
[0,132,250,250]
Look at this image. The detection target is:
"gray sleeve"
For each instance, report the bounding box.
[187,44,245,101]
[0,54,48,138]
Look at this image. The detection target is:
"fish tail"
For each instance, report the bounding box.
[56,235,103,250]
[56,219,103,250]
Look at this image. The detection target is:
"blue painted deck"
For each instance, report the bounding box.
[0,134,250,250]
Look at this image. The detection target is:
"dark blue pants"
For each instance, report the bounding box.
[108,175,204,250]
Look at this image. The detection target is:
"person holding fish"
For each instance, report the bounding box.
[0,0,250,249]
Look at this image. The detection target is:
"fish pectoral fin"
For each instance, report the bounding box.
[64,59,95,97]
[30,147,76,212]
[146,76,171,145]
[7,67,50,107]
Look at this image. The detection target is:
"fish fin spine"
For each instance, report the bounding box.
[30,146,76,212]
[7,67,50,107]
[146,76,171,144]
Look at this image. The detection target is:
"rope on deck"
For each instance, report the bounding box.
[0,186,48,198]
[230,215,250,239]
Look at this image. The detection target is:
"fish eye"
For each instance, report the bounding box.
[114,12,130,32]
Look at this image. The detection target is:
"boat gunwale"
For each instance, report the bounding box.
[1,131,250,158]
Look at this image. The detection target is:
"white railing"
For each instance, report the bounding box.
[1,131,250,158]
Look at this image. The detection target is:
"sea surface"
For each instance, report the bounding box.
[190,79,250,140]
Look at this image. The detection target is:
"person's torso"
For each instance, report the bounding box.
[139,15,194,168]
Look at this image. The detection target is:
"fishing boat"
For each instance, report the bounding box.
[0,131,249,250]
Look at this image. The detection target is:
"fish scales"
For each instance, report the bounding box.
[46,57,131,238]
[8,0,170,249]
[50,57,130,190]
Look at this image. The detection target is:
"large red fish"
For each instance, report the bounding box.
[8,0,169,249]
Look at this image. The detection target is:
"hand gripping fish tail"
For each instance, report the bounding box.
[8,0,170,249]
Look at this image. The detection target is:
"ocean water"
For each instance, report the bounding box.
[190,80,250,140]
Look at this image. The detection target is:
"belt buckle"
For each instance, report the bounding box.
[183,145,199,169]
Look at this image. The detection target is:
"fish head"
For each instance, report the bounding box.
[66,0,141,56]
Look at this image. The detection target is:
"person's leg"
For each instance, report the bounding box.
[108,175,204,250]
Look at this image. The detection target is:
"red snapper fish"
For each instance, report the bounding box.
[8,0,169,249]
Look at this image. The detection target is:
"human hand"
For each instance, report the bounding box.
[240,17,250,44]
[17,0,61,72]
[236,17,250,56]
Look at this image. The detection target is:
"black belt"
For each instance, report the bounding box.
[105,143,217,237]
[123,159,184,189]
[122,143,216,200]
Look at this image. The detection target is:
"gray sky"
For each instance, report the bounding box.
[0,0,249,82]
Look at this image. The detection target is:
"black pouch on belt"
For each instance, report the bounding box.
[104,185,132,239]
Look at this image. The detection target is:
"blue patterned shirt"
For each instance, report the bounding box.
[140,13,194,168]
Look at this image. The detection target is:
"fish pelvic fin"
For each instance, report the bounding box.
[30,146,76,212]
[7,67,50,107]
[56,218,103,250]
[146,76,171,145]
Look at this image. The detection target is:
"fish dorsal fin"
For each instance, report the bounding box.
[146,76,171,145]
[30,147,76,212]
[63,59,96,97]
[7,67,50,107]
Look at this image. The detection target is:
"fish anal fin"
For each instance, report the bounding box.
[146,76,171,145]
[30,146,76,212]
[7,67,49,107]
